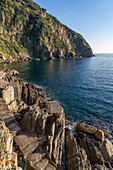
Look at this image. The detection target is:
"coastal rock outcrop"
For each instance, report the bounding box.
[0,70,65,169]
[19,100,65,167]
[76,123,97,134]
[100,139,113,162]
[65,123,113,170]
[0,86,14,105]
[0,70,113,170]
[95,129,104,141]
[65,129,91,170]
[0,121,22,169]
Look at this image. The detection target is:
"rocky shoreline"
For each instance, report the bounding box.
[0,57,41,64]
[0,69,113,170]
[0,56,86,64]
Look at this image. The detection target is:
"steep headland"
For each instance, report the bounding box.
[0,0,93,63]
[0,70,113,170]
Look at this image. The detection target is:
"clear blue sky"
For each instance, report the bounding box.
[33,0,113,53]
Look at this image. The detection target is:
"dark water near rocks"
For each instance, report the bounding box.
[0,54,113,137]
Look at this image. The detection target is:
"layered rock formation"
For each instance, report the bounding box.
[66,124,113,170]
[0,69,113,170]
[0,69,65,169]
[0,0,93,63]
[0,121,22,169]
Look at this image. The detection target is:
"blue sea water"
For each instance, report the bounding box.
[0,54,113,135]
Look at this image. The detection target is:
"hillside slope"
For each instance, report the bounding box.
[0,0,93,61]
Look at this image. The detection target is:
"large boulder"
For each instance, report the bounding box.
[76,123,97,134]
[95,130,104,141]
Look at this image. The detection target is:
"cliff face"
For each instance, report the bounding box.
[0,0,93,61]
[0,70,113,170]
[0,69,65,169]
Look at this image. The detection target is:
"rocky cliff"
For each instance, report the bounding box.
[0,121,22,169]
[0,70,113,170]
[0,69,65,169]
[0,0,93,62]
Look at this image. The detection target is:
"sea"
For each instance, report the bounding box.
[0,53,113,140]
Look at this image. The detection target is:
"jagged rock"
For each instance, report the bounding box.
[45,111,65,167]
[8,100,18,112]
[76,123,97,134]
[104,133,109,138]
[0,98,14,120]
[0,86,14,105]
[95,130,104,141]
[110,155,113,167]
[65,129,91,170]
[100,139,113,162]
[36,112,48,135]
[0,96,21,137]
[8,99,28,113]
[65,129,78,160]
[14,132,56,169]
[65,129,80,170]
[22,83,45,105]
[0,80,9,88]
[19,99,65,167]
[0,121,21,169]
[10,70,19,76]
[20,108,39,134]
[92,164,109,170]
[1,70,113,170]
[105,161,112,169]
[66,129,113,169]
[11,80,23,100]
[84,138,104,165]
[0,70,6,79]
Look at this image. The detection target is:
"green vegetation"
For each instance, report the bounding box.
[1,123,7,138]
[0,0,93,60]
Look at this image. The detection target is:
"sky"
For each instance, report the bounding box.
[33,0,113,53]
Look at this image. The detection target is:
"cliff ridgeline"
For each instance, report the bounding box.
[0,0,93,61]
